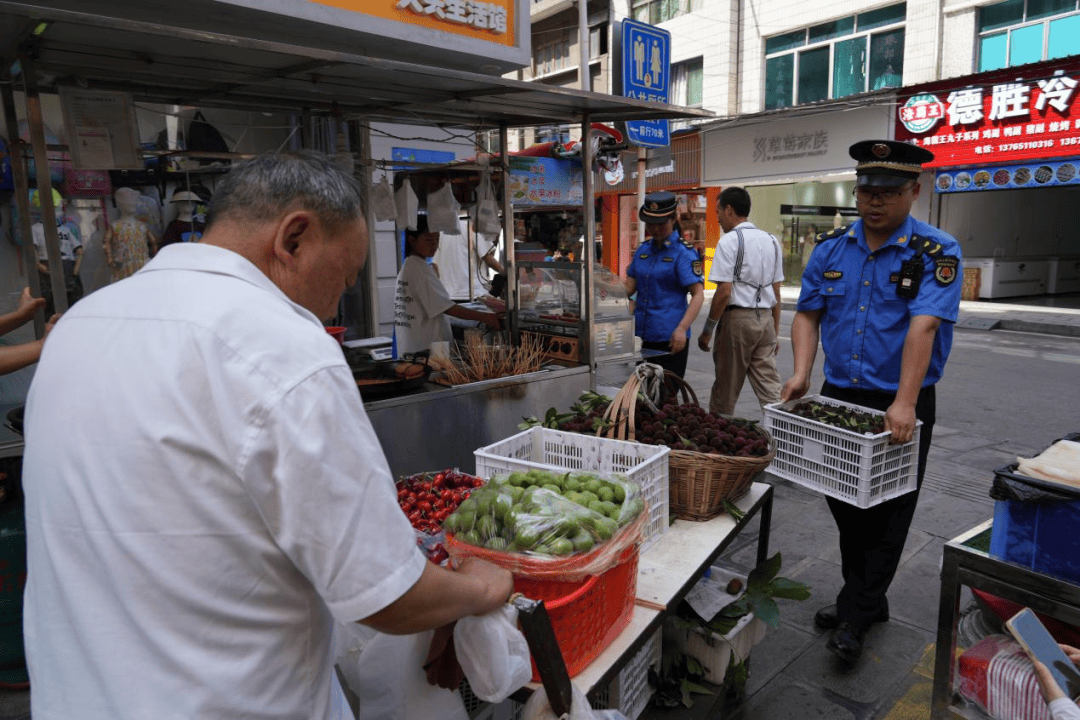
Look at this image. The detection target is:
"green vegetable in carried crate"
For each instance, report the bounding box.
[444,469,645,558]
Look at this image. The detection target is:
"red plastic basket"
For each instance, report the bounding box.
[514,544,639,681]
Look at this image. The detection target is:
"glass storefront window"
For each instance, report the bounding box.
[870,29,905,89]
[765,55,795,109]
[834,36,867,98]
[1048,14,1080,57]
[1009,23,1044,65]
[798,47,830,104]
[979,32,1009,70]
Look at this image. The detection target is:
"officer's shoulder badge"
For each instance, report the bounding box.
[692,259,703,276]
[682,239,695,249]
[911,234,943,257]
[934,255,959,285]
[823,270,843,280]
[816,226,848,243]
[639,253,649,259]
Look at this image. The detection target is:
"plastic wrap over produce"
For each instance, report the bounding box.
[444,470,647,581]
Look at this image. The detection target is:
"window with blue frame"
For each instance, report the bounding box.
[763,4,906,110]
[977,0,1080,71]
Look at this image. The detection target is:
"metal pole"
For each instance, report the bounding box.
[360,118,379,336]
[19,53,68,315]
[1,82,45,338]
[580,114,594,382]
[577,0,590,93]
[500,124,516,341]
[636,146,647,249]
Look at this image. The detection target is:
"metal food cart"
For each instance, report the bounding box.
[0,1,710,478]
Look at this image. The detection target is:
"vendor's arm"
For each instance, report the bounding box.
[0,312,60,374]
[73,246,84,277]
[772,281,783,354]
[481,247,504,276]
[886,314,939,444]
[670,282,704,353]
[0,287,45,336]
[697,281,732,352]
[445,303,500,330]
[360,556,512,635]
[780,309,822,402]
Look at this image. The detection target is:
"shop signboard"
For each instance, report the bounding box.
[896,58,1080,169]
[203,0,529,72]
[507,156,580,206]
[934,158,1080,193]
[617,19,671,148]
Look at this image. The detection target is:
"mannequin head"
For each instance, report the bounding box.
[172,190,200,222]
[114,187,140,217]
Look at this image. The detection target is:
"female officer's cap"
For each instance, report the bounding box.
[639,191,678,222]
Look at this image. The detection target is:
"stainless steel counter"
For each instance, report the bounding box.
[364,365,590,479]
[0,404,24,460]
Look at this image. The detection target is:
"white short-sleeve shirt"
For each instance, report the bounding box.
[708,221,784,308]
[23,243,426,720]
[394,254,455,355]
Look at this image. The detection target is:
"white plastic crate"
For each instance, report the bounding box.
[763,395,921,509]
[474,427,670,551]
[591,625,663,720]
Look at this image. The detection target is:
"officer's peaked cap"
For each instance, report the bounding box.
[850,140,935,188]
[639,191,678,222]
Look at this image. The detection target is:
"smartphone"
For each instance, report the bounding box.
[1005,608,1080,699]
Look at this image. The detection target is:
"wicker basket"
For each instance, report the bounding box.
[600,369,775,521]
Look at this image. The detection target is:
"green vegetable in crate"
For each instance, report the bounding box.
[446,469,645,558]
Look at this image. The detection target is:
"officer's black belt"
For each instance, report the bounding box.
[724,305,762,311]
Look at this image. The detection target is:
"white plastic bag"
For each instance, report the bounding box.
[371,176,397,222]
[520,682,628,720]
[394,178,418,231]
[333,621,468,720]
[453,605,531,703]
[473,170,502,236]
[426,181,461,233]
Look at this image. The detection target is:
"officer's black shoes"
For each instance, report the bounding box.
[813,602,890,630]
[827,621,868,664]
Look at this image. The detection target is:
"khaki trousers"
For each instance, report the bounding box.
[708,308,782,416]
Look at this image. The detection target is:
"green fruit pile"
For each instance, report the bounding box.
[443,469,645,557]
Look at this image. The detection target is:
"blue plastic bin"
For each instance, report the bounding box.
[989,462,1080,585]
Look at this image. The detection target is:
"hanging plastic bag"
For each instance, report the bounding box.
[473,170,502,236]
[453,604,531,703]
[395,178,419,231]
[333,621,468,720]
[520,681,628,720]
[371,175,397,222]
[426,180,461,234]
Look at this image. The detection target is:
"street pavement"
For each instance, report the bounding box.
[1,291,1077,720]
[639,288,1080,720]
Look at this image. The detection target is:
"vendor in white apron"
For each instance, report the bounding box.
[393,215,501,357]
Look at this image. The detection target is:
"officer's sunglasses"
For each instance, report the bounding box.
[852,184,914,204]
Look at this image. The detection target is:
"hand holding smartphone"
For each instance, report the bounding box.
[1005,608,1080,701]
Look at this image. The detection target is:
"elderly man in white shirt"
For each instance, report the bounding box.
[22,151,511,720]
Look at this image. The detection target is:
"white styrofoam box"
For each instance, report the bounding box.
[591,625,663,720]
[475,427,670,551]
[668,613,768,685]
[763,395,920,509]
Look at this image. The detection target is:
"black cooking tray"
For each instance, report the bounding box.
[5,406,23,436]
[353,352,431,401]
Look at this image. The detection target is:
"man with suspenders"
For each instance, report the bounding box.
[697,186,784,416]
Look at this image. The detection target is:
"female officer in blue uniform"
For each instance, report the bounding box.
[624,191,704,378]
[781,140,963,666]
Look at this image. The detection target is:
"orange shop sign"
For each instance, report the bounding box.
[311,0,515,47]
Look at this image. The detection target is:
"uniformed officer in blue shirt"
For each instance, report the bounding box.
[781,140,963,665]
[624,191,705,378]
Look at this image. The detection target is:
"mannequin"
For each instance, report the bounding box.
[160,190,205,248]
[31,198,84,315]
[102,187,155,283]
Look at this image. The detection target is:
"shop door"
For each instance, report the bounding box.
[780,204,858,284]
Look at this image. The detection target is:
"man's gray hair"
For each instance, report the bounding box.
[205,151,364,231]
